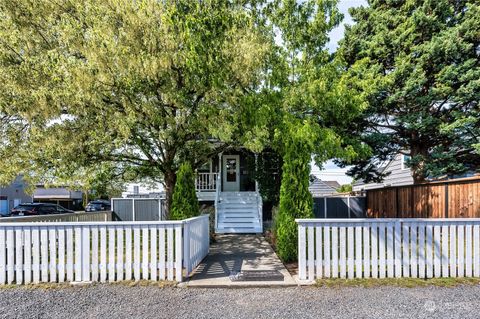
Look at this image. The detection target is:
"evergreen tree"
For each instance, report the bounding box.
[275,121,314,262]
[170,162,199,220]
[338,0,480,183]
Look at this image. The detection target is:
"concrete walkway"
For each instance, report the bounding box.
[185,234,296,287]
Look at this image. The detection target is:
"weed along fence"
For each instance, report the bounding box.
[297,218,480,282]
[0,215,209,285]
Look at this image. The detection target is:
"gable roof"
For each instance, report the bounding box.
[309,178,338,197]
[323,180,341,189]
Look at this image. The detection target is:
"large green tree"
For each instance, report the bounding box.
[339,0,480,183]
[0,0,269,216]
[248,0,368,260]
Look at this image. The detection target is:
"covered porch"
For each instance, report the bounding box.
[194,150,263,234]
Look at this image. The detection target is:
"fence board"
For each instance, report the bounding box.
[474,224,479,277]
[433,225,441,278]
[339,227,346,279]
[371,225,378,278]
[125,226,132,280]
[0,228,6,284]
[24,228,32,284]
[117,227,124,281]
[316,226,323,279]
[331,226,338,278]
[355,226,362,278]
[449,226,456,277]
[58,227,65,283]
[15,229,23,284]
[347,226,354,279]
[324,225,331,278]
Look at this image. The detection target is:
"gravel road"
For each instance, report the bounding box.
[0,284,479,319]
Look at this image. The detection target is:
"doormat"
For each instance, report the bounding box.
[229,270,284,282]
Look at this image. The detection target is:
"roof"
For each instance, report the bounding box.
[323,180,341,189]
[33,187,83,200]
[309,178,338,197]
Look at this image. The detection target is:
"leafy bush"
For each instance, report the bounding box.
[170,162,199,220]
[275,130,314,262]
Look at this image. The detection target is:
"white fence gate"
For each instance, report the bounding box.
[0,215,209,285]
[297,218,480,281]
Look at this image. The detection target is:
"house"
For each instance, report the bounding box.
[33,185,84,210]
[194,149,262,234]
[122,182,164,198]
[0,176,32,216]
[308,177,339,197]
[352,153,413,192]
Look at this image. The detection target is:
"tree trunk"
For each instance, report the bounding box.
[410,144,428,184]
[164,170,177,219]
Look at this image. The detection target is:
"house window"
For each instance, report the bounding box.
[133,186,139,194]
[401,155,411,170]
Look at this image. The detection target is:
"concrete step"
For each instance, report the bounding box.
[215,227,263,234]
[218,212,258,218]
[218,206,258,212]
[218,217,261,223]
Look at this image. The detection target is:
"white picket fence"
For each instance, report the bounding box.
[0,215,209,285]
[297,218,480,281]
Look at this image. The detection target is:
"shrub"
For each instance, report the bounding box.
[275,131,314,262]
[170,162,200,220]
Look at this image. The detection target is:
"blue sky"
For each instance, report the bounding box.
[327,0,367,52]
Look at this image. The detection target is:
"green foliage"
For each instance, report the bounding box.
[275,122,314,262]
[247,149,283,204]
[338,0,480,183]
[0,0,270,215]
[170,162,199,220]
[337,184,352,193]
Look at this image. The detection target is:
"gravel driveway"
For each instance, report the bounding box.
[1,284,479,319]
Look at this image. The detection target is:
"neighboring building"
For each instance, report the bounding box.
[122,182,164,198]
[353,153,414,192]
[323,180,341,190]
[308,177,339,197]
[0,176,32,215]
[33,186,84,210]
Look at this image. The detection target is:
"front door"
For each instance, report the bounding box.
[222,155,240,191]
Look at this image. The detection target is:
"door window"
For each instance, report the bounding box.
[226,158,237,182]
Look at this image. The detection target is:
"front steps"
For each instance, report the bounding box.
[215,192,262,234]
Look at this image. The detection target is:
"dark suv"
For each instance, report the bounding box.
[85,200,111,212]
[10,203,74,216]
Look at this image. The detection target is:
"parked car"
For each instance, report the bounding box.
[10,203,74,216]
[85,200,111,212]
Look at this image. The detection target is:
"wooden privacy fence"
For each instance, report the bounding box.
[366,177,480,218]
[0,211,112,223]
[297,218,480,282]
[0,215,209,285]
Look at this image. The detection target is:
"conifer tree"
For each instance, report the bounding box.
[275,122,314,262]
[170,162,199,220]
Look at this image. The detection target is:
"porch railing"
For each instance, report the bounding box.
[195,173,218,191]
